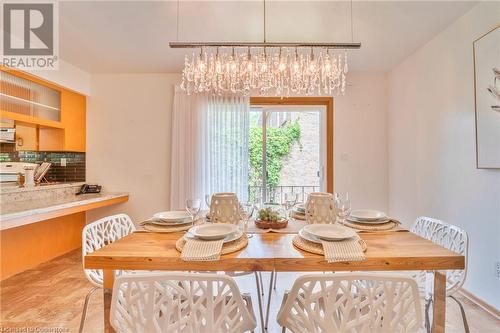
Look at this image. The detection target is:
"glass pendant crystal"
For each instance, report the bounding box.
[180,47,349,97]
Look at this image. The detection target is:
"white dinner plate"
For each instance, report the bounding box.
[303,224,357,241]
[298,228,323,244]
[153,211,191,222]
[189,224,239,240]
[349,209,387,221]
[184,228,243,244]
[346,216,390,224]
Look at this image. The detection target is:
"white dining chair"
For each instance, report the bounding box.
[110,272,257,333]
[79,213,136,333]
[265,192,332,330]
[206,193,267,331]
[411,216,469,333]
[277,273,423,333]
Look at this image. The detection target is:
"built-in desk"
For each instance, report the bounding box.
[0,187,129,280]
[1,192,129,230]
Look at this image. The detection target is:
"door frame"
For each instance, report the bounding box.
[249,97,334,194]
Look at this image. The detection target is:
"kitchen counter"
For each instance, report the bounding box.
[1,182,129,280]
[0,192,129,230]
[0,181,85,194]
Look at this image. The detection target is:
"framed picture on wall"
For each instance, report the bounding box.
[474,25,500,169]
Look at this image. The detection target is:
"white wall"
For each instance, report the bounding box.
[86,72,389,222]
[86,73,181,223]
[335,72,388,212]
[388,2,500,309]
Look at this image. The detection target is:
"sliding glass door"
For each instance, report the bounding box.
[249,105,327,204]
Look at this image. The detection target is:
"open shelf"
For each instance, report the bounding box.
[0,93,60,111]
[0,110,65,129]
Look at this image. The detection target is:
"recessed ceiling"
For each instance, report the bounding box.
[59,1,477,73]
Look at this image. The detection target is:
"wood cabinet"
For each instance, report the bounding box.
[14,124,38,150]
[37,90,86,151]
[61,89,86,152]
[0,67,86,152]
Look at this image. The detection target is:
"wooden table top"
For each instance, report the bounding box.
[84,231,464,272]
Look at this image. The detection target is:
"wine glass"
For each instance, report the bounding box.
[283,193,298,219]
[186,198,201,226]
[204,194,212,209]
[333,192,340,205]
[334,193,351,224]
[204,194,213,222]
[241,203,255,238]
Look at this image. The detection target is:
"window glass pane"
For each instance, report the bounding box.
[248,107,264,203]
[265,107,322,204]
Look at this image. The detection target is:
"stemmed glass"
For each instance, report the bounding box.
[186,198,201,226]
[204,194,212,221]
[334,192,351,224]
[204,194,212,209]
[241,203,255,238]
[283,193,299,219]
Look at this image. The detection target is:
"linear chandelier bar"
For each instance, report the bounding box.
[169,41,361,49]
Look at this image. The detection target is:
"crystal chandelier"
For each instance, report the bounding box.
[170,1,360,97]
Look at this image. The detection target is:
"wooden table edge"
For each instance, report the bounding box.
[85,255,464,272]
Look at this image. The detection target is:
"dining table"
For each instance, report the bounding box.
[84,228,465,333]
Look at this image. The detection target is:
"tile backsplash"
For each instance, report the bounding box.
[0,151,85,182]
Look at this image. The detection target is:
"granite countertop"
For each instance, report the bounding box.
[0,182,85,194]
[0,192,129,227]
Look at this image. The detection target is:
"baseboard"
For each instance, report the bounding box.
[458,287,500,320]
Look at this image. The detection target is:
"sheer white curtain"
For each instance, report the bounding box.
[170,87,249,209]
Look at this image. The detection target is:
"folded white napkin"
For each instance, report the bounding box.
[181,239,224,261]
[320,237,365,263]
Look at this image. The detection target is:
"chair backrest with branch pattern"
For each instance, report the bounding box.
[277,273,423,333]
[82,213,136,287]
[110,273,256,333]
[411,216,468,294]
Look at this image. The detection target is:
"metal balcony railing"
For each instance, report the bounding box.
[248,185,320,204]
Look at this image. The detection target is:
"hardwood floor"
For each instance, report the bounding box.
[1,249,499,332]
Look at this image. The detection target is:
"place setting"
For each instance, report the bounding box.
[139,199,204,233]
[341,209,402,232]
[292,192,367,263]
[291,203,306,220]
[293,223,367,263]
[330,192,401,232]
[176,223,248,261]
[174,193,249,261]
